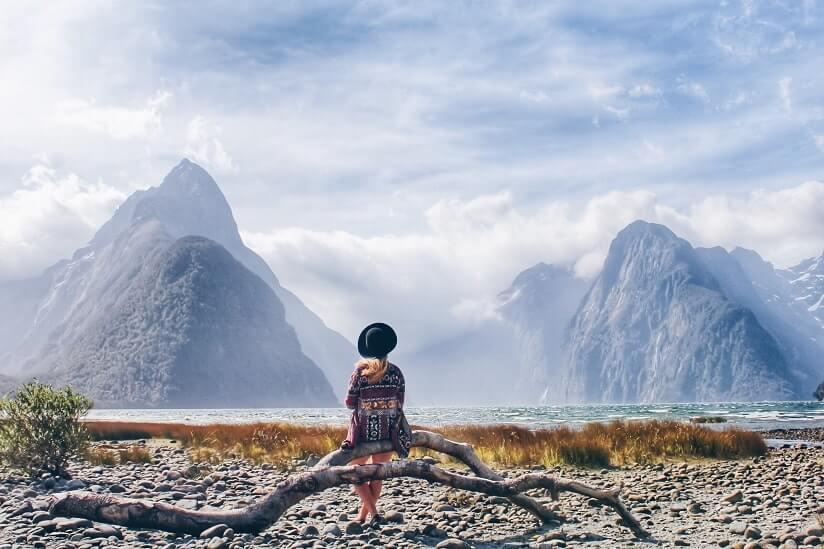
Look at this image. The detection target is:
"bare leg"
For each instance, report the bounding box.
[353,484,377,521]
[367,451,394,516]
[348,456,377,521]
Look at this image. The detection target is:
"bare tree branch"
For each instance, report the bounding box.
[43,431,650,539]
[316,430,558,523]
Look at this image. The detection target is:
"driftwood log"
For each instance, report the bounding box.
[316,430,558,523]
[44,430,649,538]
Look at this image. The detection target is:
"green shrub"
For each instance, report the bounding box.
[0,380,93,476]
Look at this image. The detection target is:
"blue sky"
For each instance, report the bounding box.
[2,1,823,347]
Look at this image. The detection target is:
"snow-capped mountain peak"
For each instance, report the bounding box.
[159,158,221,197]
[562,220,802,403]
[782,251,824,325]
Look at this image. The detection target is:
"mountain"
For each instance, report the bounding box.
[497,263,590,403]
[397,322,517,406]
[0,272,52,365]
[780,251,824,334]
[729,248,797,308]
[0,159,349,406]
[399,262,588,405]
[92,159,355,397]
[732,247,823,343]
[1,159,354,398]
[561,221,802,403]
[696,247,821,385]
[20,220,336,407]
[727,248,823,375]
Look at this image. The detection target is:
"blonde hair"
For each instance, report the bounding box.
[357,355,389,384]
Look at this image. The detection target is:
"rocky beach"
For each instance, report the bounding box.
[0,428,822,549]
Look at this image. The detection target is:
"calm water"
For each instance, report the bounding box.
[85,401,824,432]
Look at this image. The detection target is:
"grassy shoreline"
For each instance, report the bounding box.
[83,419,767,469]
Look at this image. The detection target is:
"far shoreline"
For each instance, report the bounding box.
[81,400,824,433]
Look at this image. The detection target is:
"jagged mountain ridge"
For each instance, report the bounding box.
[561,221,802,403]
[719,248,823,380]
[780,251,824,400]
[18,221,337,407]
[698,247,820,377]
[780,251,824,334]
[41,159,354,397]
[497,263,590,403]
[400,223,819,405]
[398,262,588,405]
[731,247,823,344]
[0,159,351,406]
[1,158,820,405]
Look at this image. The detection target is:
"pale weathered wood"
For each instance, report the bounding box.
[44,430,650,538]
[47,460,648,537]
[316,430,558,523]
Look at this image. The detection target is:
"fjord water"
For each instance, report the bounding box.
[86,401,824,431]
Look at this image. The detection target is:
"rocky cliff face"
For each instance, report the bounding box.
[0,159,354,402]
[496,263,590,403]
[780,251,824,335]
[3,159,819,406]
[400,262,588,405]
[87,159,355,397]
[561,221,801,403]
[0,159,348,407]
[722,248,824,384]
[21,222,336,407]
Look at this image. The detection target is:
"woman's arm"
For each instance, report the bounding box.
[397,368,405,408]
[345,368,360,409]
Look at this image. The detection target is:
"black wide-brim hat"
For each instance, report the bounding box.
[357,322,397,358]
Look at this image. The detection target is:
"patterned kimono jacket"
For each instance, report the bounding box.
[343,362,411,458]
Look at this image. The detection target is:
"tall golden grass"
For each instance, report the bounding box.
[84,419,766,469]
[86,421,344,467]
[84,444,153,466]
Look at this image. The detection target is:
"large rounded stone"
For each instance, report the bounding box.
[344,521,363,535]
[435,539,470,549]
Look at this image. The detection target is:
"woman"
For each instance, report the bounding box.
[341,322,411,525]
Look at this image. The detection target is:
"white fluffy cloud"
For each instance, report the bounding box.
[243,181,824,351]
[664,181,824,265]
[0,164,125,279]
[2,2,824,352]
[2,156,822,353]
[183,116,236,173]
[55,91,172,140]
